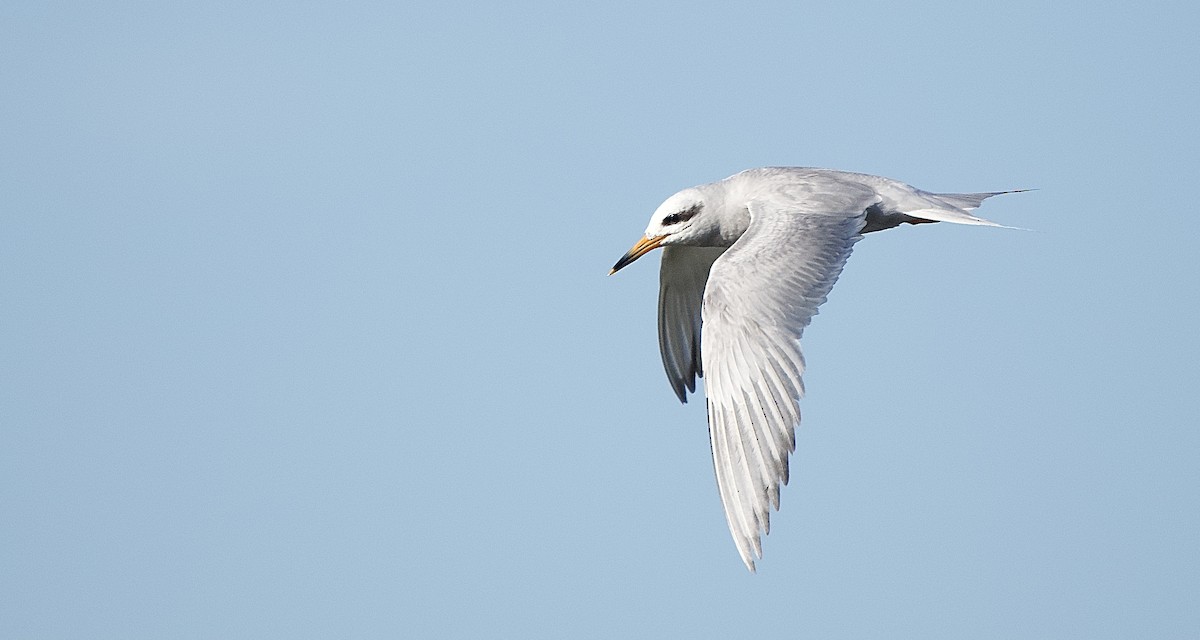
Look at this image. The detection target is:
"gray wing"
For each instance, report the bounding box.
[702,201,868,571]
[657,246,727,403]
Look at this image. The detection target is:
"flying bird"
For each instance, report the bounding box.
[610,167,1023,572]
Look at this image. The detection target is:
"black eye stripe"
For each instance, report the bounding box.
[663,204,701,226]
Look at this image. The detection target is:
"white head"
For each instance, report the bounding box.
[643,188,706,240]
[610,187,713,274]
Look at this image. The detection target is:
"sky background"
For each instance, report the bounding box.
[3,1,1198,638]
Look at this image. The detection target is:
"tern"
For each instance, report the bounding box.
[610,167,1023,572]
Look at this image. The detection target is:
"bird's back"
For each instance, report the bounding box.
[722,167,1010,231]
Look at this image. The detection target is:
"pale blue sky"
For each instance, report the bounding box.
[2,1,1198,638]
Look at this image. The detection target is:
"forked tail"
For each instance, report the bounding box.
[910,189,1030,228]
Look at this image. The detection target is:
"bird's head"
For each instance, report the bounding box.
[609,188,708,275]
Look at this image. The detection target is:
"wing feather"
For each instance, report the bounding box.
[702,201,867,571]
[657,246,726,402]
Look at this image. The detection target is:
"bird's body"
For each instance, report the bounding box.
[610,167,1021,572]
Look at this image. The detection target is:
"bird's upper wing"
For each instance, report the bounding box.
[702,199,869,571]
[658,246,727,403]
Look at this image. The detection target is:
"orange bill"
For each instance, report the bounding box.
[609,235,668,275]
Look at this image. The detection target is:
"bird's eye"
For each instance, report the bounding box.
[662,204,701,226]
